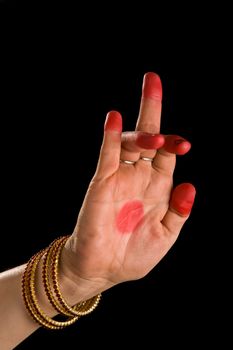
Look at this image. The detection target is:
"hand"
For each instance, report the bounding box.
[61,73,196,300]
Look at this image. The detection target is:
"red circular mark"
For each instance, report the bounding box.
[116,200,144,233]
[104,110,122,132]
[142,72,162,101]
[170,183,196,216]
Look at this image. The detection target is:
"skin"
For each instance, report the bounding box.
[142,72,163,100]
[164,135,191,155]
[170,183,196,216]
[0,72,196,349]
[104,110,122,132]
[116,200,144,233]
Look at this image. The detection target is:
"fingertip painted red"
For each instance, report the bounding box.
[104,111,122,132]
[164,135,191,155]
[142,72,162,101]
[170,183,196,216]
[136,133,165,149]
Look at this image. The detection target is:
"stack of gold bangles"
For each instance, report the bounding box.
[22,236,101,329]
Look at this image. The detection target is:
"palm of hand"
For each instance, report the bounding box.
[71,164,174,285]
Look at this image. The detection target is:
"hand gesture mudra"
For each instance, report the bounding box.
[61,72,196,301]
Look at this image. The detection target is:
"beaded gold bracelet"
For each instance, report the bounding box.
[42,237,74,316]
[22,248,78,329]
[50,236,101,317]
[22,236,101,329]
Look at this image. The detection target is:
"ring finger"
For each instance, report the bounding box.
[120,131,165,164]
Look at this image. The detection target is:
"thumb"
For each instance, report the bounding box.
[162,183,196,234]
[94,111,122,180]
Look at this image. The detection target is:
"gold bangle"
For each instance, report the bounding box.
[42,237,74,317]
[22,235,102,329]
[22,251,64,329]
[50,237,102,316]
[22,252,49,328]
[23,249,78,329]
[29,249,79,328]
[43,237,95,316]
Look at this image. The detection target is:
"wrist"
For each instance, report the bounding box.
[59,241,115,305]
[21,236,104,331]
[34,254,92,318]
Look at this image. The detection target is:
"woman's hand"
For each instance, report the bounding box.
[0,72,196,349]
[61,73,196,300]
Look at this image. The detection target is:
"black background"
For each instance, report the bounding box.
[0,3,227,348]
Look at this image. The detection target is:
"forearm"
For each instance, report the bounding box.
[0,257,101,349]
[0,264,41,349]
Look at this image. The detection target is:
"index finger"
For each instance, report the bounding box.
[136,72,162,134]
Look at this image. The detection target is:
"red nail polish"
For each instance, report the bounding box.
[104,111,122,132]
[142,72,162,101]
[174,139,185,145]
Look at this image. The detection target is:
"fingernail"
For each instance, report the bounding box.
[174,138,186,145]
[104,111,122,132]
[164,135,191,155]
[142,72,162,101]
